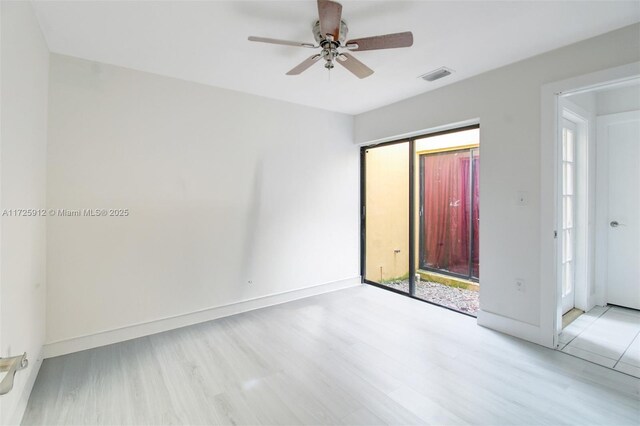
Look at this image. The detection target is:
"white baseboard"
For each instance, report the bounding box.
[7,348,43,426]
[43,277,362,359]
[477,309,554,348]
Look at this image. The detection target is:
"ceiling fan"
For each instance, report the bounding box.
[248,0,413,79]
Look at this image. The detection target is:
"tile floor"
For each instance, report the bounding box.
[559,305,640,377]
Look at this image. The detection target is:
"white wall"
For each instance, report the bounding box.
[596,83,640,116]
[355,24,640,346]
[45,54,359,352]
[565,91,597,114]
[569,82,640,116]
[0,2,49,424]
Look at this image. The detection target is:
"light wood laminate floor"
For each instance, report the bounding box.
[23,285,640,425]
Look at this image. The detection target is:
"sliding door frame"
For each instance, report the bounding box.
[360,137,414,295]
[360,124,479,316]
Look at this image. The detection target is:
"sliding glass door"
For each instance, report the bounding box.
[361,125,480,316]
[362,142,411,293]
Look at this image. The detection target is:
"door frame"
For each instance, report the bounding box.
[540,61,640,348]
[560,102,594,315]
[360,137,414,296]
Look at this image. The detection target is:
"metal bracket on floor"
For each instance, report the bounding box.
[0,353,28,396]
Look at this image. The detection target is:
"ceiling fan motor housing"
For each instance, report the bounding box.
[313,20,348,69]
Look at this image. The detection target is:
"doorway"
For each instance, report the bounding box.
[361,125,480,316]
[555,78,640,377]
[595,110,640,310]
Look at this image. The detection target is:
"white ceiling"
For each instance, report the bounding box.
[33,1,640,115]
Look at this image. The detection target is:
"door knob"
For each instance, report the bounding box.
[610,221,620,228]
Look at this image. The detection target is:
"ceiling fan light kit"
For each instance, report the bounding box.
[248,0,414,79]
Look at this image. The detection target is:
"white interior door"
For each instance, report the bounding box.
[597,111,640,310]
[561,119,578,314]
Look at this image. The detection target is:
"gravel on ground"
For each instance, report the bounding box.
[381,279,479,316]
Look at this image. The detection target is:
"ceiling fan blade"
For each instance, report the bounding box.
[317,0,342,40]
[337,53,374,79]
[346,32,413,51]
[248,36,315,48]
[286,54,322,75]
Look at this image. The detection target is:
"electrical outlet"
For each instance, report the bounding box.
[515,279,526,293]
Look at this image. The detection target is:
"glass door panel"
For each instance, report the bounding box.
[561,119,577,314]
[364,142,410,293]
[412,126,480,316]
[420,149,472,276]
